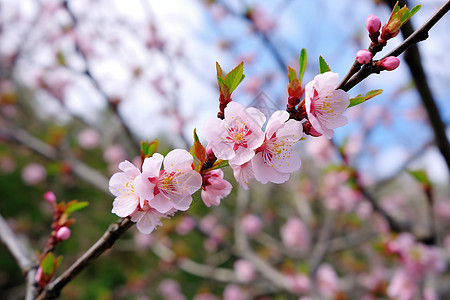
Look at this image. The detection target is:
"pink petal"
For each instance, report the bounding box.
[253,153,290,184]
[118,160,141,177]
[148,194,173,213]
[163,149,194,172]
[131,210,161,234]
[229,147,256,165]
[109,172,134,197]
[112,194,139,217]
[134,173,155,206]
[172,196,192,211]
[142,154,163,177]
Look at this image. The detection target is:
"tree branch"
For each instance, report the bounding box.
[37,217,134,300]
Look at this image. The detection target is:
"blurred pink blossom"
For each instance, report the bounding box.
[286,273,310,294]
[249,7,277,34]
[134,232,154,251]
[241,214,263,237]
[234,259,257,282]
[280,218,310,251]
[0,156,16,174]
[316,263,340,298]
[158,279,185,300]
[223,284,244,300]
[387,269,417,300]
[305,136,335,164]
[193,293,218,300]
[104,144,127,164]
[77,128,100,150]
[199,214,218,233]
[176,216,196,235]
[22,163,47,185]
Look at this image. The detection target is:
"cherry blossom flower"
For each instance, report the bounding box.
[280,217,310,251]
[204,101,265,165]
[134,149,202,213]
[242,214,263,237]
[201,169,232,207]
[287,273,311,294]
[234,259,257,282]
[386,269,417,300]
[22,163,47,185]
[317,263,340,298]
[253,110,302,184]
[77,128,100,150]
[230,160,255,190]
[304,72,350,138]
[131,201,176,234]
[109,160,141,218]
[223,284,244,300]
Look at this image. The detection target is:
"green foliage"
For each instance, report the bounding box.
[348,89,383,107]
[223,61,245,94]
[64,201,89,215]
[141,140,159,158]
[298,48,307,83]
[318,55,331,74]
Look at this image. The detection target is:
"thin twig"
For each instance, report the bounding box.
[37,217,134,300]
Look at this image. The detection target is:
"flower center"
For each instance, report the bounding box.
[224,119,253,151]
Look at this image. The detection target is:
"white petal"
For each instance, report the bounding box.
[112,194,139,217]
[142,154,163,177]
[163,149,194,172]
[118,160,141,177]
[148,193,173,214]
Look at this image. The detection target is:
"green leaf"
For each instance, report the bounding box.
[409,169,432,188]
[140,140,159,157]
[224,62,244,94]
[318,56,331,74]
[288,67,297,83]
[392,2,400,14]
[65,201,89,215]
[298,48,307,83]
[41,253,56,276]
[211,159,228,170]
[348,89,383,107]
[193,128,199,142]
[410,4,421,16]
[216,61,223,78]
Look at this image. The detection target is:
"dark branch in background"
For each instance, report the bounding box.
[37,217,134,300]
[382,0,450,173]
[62,0,139,151]
[338,1,450,173]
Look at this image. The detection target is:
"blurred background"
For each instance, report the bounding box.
[1,0,449,299]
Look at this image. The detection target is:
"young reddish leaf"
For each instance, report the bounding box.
[288,67,297,83]
[192,129,206,165]
[216,61,223,78]
[193,128,200,142]
[41,253,56,276]
[223,61,245,94]
[298,48,307,83]
[318,56,331,74]
[65,201,89,215]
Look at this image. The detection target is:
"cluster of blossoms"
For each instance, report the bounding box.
[109,70,351,234]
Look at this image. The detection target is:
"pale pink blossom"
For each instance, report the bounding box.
[134,149,202,213]
[22,163,47,185]
[134,232,153,250]
[234,259,257,282]
[204,102,265,165]
[201,169,232,207]
[287,273,311,294]
[242,214,263,237]
[230,160,255,190]
[387,269,417,300]
[109,160,141,217]
[176,216,196,235]
[158,279,186,300]
[199,214,218,233]
[305,136,335,164]
[104,144,127,163]
[253,111,302,184]
[304,72,350,139]
[280,218,310,251]
[223,284,244,300]
[77,128,100,150]
[193,293,218,300]
[317,263,340,297]
[56,226,71,240]
[249,6,277,34]
[131,201,176,234]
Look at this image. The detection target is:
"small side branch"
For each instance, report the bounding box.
[37,217,134,300]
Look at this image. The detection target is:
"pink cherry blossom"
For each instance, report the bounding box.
[201,169,232,207]
[175,216,196,235]
[317,263,340,297]
[204,101,265,165]
[109,160,141,218]
[242,214,263,237]
[77,128,100,150]
[234,259,257,282]
[304,72,350,139]
[22,163,47,185]
[287,273,311,294]
[131,201,176,234]
[223,284,244,300]
[280,217,310,251]
[134,149,202,213]
[253,110,302,184]
[43,191,57,203]
[230,160,255,190]
[386,269,417,300]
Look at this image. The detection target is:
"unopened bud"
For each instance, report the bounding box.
[365,14,381,34]
[356,49,373,64]
[43,191,56,203]
[380,56,400,71]
[56,226,71,241]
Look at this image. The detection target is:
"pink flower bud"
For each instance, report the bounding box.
[381,56,400,71]
[365,14,381,34]
[356,49,373,64]
[43,191,56,203]
[56,226,71,241]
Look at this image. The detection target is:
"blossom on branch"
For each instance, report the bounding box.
[201,169,232,207]
[304,72,350,138]
[204,102,265,165]
[253,110,302,184]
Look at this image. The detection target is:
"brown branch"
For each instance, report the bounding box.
[37,217,134,300]
[339,0,450,92]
